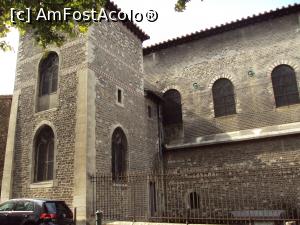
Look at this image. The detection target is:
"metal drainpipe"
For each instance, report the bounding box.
[156,100,166,176]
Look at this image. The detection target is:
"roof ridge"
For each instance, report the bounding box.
[106,0,150,41]
[143,3,300,55]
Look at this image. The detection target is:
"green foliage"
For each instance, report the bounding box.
[0,0,196,51]
[0,0,107,51]
[175,0,191,12]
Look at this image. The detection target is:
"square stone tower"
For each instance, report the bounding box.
[1,3,160,225]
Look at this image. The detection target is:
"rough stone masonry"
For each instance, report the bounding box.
[0,2,300,225]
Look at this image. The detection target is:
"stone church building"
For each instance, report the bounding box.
[1,2,300,225]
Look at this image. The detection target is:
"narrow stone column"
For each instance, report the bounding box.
[1,90,21,202]
[73,69,96,225]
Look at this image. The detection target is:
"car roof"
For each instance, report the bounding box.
[4,198,65,204]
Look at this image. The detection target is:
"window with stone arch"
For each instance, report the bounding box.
[111,127,128,182]
[39,52,59,96]
[271,64,300,107]
[212,78,236,117]
[162,89,183,125]
[34,125,54,182]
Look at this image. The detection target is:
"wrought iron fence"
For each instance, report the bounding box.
[91,167,300,224]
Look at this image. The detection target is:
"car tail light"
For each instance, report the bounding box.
[40,213,57,219]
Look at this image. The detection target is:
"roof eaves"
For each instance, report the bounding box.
[143,3,300,55]
[106,1,150,41]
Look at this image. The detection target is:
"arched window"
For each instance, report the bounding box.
[162,89,183,125]
[39,52,59,96]
[34,125,54,182]
[188,192,200,210]
[111,127,127,181]
[271,65,300,107]
[212,78,236,117]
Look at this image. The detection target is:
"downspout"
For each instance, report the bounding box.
[156,100,165,173]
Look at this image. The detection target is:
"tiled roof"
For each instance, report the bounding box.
[0,95,12,99]
[106,1,150,41]
[143,3,300,55]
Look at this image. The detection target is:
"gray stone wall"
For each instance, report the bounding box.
[88,22,159,174]
[162,134,300,217]
[144,13,300,144]
[0,96,12,193]
[164,134,300,173]
[10,34,86,206]
[8,21,160,224]
[7,7,300,224]
[143,12,300,219]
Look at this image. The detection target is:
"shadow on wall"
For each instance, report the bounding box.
[165,133,300,174]
[183,110,229,144]
[164,109,229,146]
[162,89,230,145]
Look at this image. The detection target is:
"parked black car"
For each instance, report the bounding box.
[0,199,74,225]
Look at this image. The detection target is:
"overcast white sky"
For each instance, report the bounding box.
[0,0,299,95]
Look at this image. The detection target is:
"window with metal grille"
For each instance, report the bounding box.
[189,192,200,210]
[39,52,59,96]
[112,127,127,182]
[212,78,236,117]
[162,89,183,125]
[34,126,54,182]
[271,65,300,107]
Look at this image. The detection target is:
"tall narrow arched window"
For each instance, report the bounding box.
[34,125,54,182]
[188,192,200,210]
[212,78,236,117]
[39,52,59,96]
[271,65,300,107]
[112,127,127,181]
[162,89,183,125]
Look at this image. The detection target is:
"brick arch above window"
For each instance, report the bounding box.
[162,85,182,94]
[208,74,235,89]
[267,60,298,77]
[33,121,57,138]
[109,124,129,139]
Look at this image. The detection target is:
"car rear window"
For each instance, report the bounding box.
[44,202,73,218]
[14,201,34,211]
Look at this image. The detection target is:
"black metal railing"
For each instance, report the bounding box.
[91,167,300,224]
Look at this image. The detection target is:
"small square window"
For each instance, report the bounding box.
[116,87,124,106]
[148,105,152,118]
[118,89,122,103]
